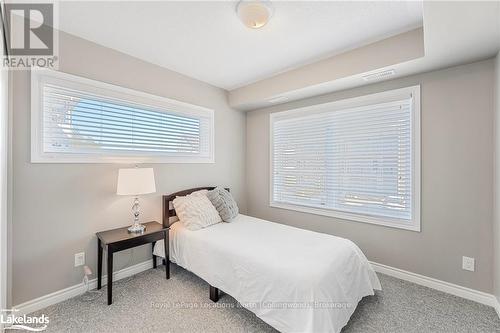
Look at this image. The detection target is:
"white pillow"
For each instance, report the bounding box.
[190,189,208,197]
[173,191,221,230]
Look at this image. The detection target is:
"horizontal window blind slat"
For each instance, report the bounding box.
[44,137,201,149]
[45,142,201,153]
[274,196,411,211]
[44,101,203,131]
[274,116,410,132]
[276,103,410,123]
[273,129,410,144]
[274,185,410,195]
[275,160,410,165]
[272,97,414,222]
[44,137,200,151]
[276,113,410,130]
[273,123,411,137]
[41,83,212,158]
[273,198,411,211]
[43,120,201,140]
[273,202,411,220]
[44,105,201,131]
[44,85,202,124]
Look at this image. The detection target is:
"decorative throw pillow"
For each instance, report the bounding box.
[206,187,239,222]
[190,189,208,197]
[173,191,221,230]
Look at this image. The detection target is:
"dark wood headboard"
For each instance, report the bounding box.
[162,187,230,227]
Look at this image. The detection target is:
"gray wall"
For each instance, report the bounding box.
[9,30,497,305]
[246,59,495,293]
[494,52,500,302]
[10,31,246,306]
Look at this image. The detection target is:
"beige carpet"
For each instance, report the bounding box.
[23,264,500,332]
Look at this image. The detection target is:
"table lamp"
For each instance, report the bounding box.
[116,167,156,233]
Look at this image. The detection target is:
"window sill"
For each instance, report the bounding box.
[269,201,421,232]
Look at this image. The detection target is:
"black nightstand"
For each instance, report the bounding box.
[96,221,169,305]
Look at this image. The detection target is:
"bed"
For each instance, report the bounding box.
[154,187,381,333]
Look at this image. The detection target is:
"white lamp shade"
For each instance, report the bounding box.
[116,168,156,196]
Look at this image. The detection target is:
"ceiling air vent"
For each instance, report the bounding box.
[362,69,395,82]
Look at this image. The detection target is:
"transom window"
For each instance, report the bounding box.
[31,70,214,163]
[270,86,420,231]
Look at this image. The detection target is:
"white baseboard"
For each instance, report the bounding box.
[370,261,499,314]
[13,259,154,316]
[10,259,500,319]
[493,296,500,318]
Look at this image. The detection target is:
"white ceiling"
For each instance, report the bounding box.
[227,1,500,110]
[58,1,423,90]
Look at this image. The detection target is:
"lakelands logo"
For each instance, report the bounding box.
[1,1,58,69]
[1,309,49,331]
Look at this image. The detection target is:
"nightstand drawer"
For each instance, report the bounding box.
[107,232,165,252]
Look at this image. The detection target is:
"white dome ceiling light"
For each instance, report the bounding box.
[236,0,274,29]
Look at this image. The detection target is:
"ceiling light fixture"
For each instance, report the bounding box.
[236,0,274,29]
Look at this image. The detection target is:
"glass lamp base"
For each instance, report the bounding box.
[128,197,145,233]
[128,223,145,233]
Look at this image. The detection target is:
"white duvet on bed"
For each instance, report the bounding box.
[154,214,381,333]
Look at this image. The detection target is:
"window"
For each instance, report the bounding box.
[270,86,420,231]
[31,70,214,163]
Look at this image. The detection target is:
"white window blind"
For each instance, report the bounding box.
[271,86,420,231]
[31,70,214,163]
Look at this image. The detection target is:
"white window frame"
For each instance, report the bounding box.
[270,86,421,231]
[31,69,215,163]
[0,66,9,322]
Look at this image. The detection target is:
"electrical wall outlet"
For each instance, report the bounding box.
[462,256,475,272]
[74,252,85,267]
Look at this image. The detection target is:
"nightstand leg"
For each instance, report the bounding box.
[164,230,170,279]
[210,285,219,302]
[152,243,157,269]
[97,239,102,290]
[107,250,113,305]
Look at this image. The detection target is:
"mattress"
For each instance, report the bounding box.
[154,214,381,333]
